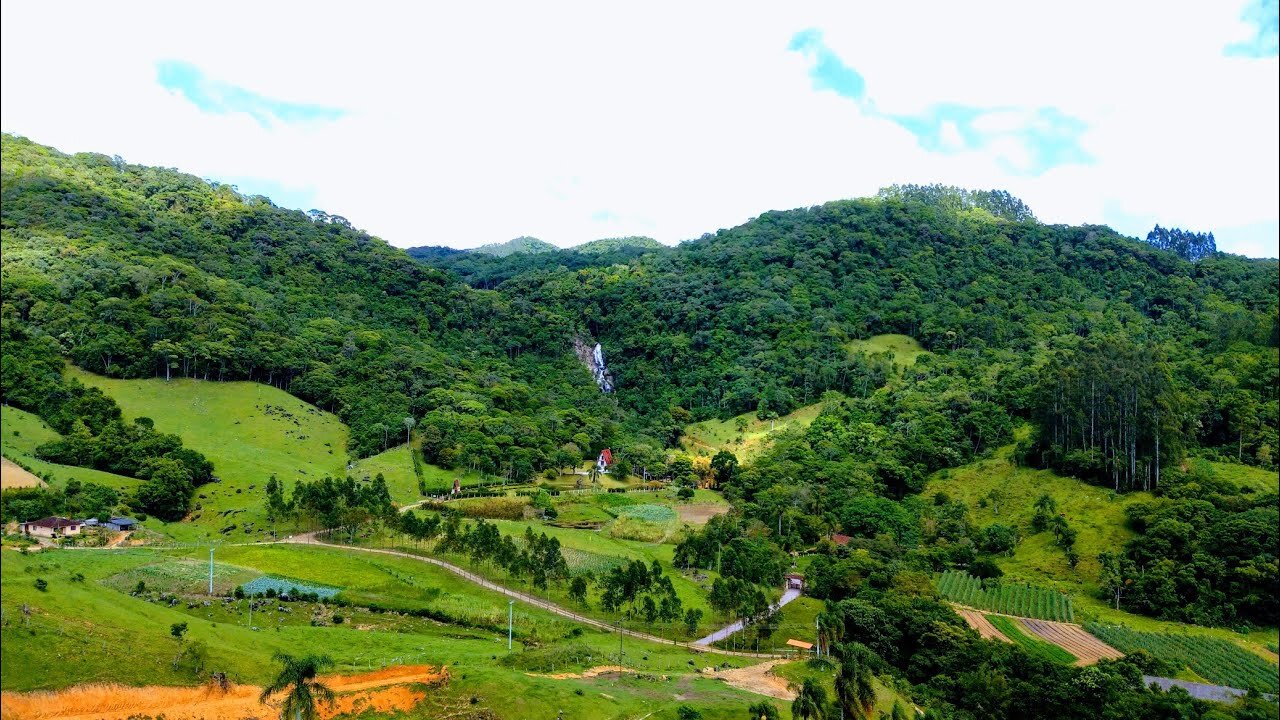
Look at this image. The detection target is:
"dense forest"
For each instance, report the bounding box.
[3,133,1277,640]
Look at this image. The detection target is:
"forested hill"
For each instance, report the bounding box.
[0,133,622,463]
[3,134,1277,491]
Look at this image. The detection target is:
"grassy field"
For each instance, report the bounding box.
[845,333,927,371]
[682,402,828,462]
[1205,460,1279,493]
[772,658,914,717]
[926,440,1148,591]
[348,442,469,502]
[714,596,825,655]
[1,405,143,492]
[0,543,777,719]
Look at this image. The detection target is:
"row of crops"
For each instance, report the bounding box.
[937,570,1074,622]
[1084,624,1279,694]
[986,615,1077,664]
[241,575,340,599]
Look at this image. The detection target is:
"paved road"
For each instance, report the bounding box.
[1143,676,1276,703]
[285,533,783,659]
[694,588,802,646]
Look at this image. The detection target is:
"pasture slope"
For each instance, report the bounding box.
[0,542,779,719]
[1,405,142,493]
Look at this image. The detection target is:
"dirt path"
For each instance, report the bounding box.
[705,659,795,701]
[285,533,782,660]
[0,665,447,720]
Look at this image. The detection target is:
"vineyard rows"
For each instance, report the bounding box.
[937,570,1074,622]
[1085,624,1279,694]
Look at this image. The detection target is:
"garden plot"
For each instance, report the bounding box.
[1018,618,1123,665]
[1085,624,1279,693]
[241,575,340,599]
[104,559,259,596]
[955,607,1010,642]
[608,503,678,542]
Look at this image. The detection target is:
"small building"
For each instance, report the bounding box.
[20,517,83,538]
[104,517,137,532]
[784,572,805,591]
[596,448,613,473]
[786,639,814,653]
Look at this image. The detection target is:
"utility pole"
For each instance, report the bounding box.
[508,600,514,650]
[815,617,820,658]
[208,547,214,595]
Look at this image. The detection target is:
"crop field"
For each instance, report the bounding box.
[986,615,1077,664]
[1085,624,1280,693]
[102,558,260,596]
[955,607,1010,642]
[1017,618,1123,665]
[240,575,340,599]
[937,570,1074,622]
[845,333,928,371]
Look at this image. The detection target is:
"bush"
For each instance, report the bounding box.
[333,615,345,624]
[34,578,48,592]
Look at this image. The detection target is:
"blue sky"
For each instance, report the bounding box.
[2,2,1276,256]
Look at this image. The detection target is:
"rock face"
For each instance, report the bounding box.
[573,337,615,393]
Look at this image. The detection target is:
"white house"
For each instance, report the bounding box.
[19,517,83,538]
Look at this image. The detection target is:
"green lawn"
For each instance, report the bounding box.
[713,596,825,655]
[845,333,928,371]
[1,543,777,719]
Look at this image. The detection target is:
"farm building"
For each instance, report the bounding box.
[786,639,814,653]
[19,516,84,538]
[784,572,805,591]
[104,517,138,531]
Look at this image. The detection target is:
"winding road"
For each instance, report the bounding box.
[284,533,785,659]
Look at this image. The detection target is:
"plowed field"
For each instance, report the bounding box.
[1018,618,1124,666]
[956,608,1010,642]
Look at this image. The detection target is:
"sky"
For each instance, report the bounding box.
[2,1,1277,257]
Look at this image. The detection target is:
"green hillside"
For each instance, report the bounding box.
[682,400,828,462]
[1,405,142,492]
[66,369,346,540]
[846,333,928,372]
[572,236,665,254]
[471,235,559,256]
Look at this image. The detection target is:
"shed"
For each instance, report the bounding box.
[105,517,138,532]
[786,639,814,651]
[784,572,805,591]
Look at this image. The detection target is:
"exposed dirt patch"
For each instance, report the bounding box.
[0,665,448,720]
[676,503,729,526]
[956,608,1010,643]
[527,664,632,680]
[706,660,795,701]
[1,457,43,489]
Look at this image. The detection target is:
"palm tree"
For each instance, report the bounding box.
[835,644,876,720]
[259,652,335,720]
[402,416,416,445]
[791,677,829,720]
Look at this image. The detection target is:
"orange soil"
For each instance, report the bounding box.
[0,665,447,720]
[956,608,1010,643]
[708,660,795,701]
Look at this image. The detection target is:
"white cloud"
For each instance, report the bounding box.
[1,1,1275,256]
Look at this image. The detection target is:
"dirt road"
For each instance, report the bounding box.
[285,533,783,660]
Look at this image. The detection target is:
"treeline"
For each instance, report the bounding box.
[1099,461,1278,627]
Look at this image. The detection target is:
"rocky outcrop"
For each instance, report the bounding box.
[573,337,615,393]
